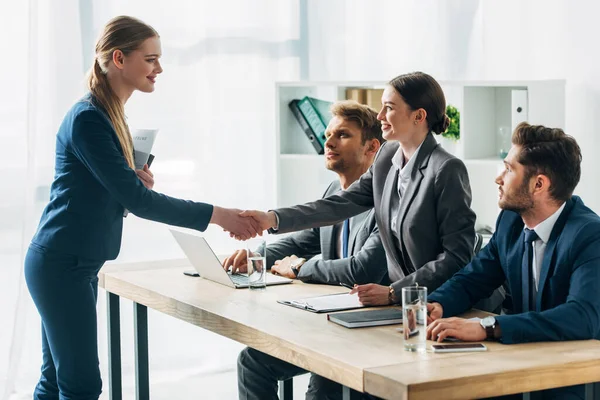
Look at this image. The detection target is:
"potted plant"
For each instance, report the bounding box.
[439,104,460,155]
[442,104,460,141]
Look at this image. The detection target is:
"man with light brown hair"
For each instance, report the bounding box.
[234,100,387,400]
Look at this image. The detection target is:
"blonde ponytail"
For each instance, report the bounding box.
[86,16,158,170]
[87,59,135,169]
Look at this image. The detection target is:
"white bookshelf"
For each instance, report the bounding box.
[275,80,566,230]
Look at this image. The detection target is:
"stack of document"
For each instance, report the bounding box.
[277,293,364,313]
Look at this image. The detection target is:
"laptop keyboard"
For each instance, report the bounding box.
[229,273,249,285]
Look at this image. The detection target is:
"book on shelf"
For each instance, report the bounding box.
[288,96,333,155]
[327,307,403,328]
[345,88,384,112]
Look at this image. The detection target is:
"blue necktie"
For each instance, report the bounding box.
[342,219,350,258]
[522,228,539,312]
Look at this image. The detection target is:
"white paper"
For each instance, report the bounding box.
[290,293,364,312]
[132,128,158,169]
[124,128,158,217]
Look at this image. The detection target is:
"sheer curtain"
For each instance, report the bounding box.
[2,0,87,398]
[2,1,305,398]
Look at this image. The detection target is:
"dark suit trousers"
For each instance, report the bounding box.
[238,348,382,400]
[487,384,583,400]
[238,347,342,400]
[25,243,104,400]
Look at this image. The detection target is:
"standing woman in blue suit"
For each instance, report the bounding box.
[24,16,257,400]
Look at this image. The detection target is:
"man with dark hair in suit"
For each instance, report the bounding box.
[426,122,600,399]
[230,100,387,400]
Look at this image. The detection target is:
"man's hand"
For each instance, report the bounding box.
[237,210,278,235]
[427,302,444,325]
[426,317,486,343]
[210,206,261,241]
[349,284,390,306]
[222,249,248,274]
[136,164,154,190]
[271,255,300,279]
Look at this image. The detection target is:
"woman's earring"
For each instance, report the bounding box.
[414,120,418,125]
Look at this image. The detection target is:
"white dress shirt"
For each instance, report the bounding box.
[527,202,566,292]
[336,218,349,259]
[390,142,423,232]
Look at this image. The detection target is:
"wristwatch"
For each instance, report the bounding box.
[480,316,497,340]
[290,258,306,277]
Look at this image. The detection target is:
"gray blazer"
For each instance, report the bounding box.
[266,180,389,286]
[273,133,476,296]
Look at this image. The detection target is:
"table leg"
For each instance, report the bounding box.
[134,302,149,400]
[279,378,293,399]
[107,292,122,400]
[585,382,600,400]
[342,385,361,400]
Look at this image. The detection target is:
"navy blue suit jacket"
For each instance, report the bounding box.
[31,94,213,261]
[429,196,600,344]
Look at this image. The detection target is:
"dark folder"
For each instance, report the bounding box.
[289,99,324,154]
[288,97,333,155]
[327,308,403,328]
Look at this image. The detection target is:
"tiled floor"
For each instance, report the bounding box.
[9,368,312,400]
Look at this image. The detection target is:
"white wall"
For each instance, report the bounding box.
[306,0,600,212]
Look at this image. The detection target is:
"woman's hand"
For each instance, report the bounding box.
[349,283,391,306]
[136,164,154,190]
[211,206,261,240]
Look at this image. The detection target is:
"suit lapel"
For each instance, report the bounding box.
[536,198,575,310]
[520,233,530,313]
[348,214,363,256]
[321,224,336,260]
[508,227,526,313]
[535,238,556,312]
[321,180,341,260]
[397,134,437,235]
[381,166,403,262]
[348,211,367,255]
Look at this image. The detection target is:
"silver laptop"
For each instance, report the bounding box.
[170,230,293,289]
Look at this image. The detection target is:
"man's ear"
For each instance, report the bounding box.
[533,174,551,195]
[112,49,125,70]
[366,138,381,155]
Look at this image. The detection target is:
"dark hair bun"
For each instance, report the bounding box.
[432,114,450,134]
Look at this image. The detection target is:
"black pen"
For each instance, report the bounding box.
[339,282,355,290]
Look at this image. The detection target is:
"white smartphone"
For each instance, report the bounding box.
[431,343,487,353]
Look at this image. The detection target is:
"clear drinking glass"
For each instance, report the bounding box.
[246,238,267,290]
[402,286,428,352]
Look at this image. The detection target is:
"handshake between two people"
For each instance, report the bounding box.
[209,207,278,241]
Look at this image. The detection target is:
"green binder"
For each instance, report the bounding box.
[295,96,333,153]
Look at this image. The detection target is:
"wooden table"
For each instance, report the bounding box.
[100,259,600,400]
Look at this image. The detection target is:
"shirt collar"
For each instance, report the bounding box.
[528,202,566,243]
[391,140,424,178]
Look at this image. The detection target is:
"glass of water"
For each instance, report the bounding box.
[246,238,267,290]
[402,286,428,352]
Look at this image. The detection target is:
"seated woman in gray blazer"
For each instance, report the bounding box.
[243,71,476,306]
